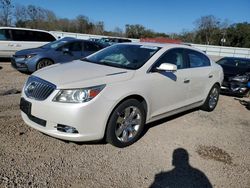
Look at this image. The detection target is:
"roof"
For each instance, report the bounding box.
[120,42,201,50]
[0,27,52,33]
[221,57,250,61]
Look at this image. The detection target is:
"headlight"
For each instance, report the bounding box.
[53,85,105,103]
[25,54,37,59]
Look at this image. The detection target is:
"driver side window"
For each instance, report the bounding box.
[155,49,185,69]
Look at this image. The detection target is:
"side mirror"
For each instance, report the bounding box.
[156,63,177,72]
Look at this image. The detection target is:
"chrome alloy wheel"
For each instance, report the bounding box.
[208,87,219,109]
[115,106,142,142]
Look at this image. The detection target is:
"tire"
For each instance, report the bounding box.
[245,90,250,98]
[106,99,146,148]
[36,59,54,70]
[201,84,220,112]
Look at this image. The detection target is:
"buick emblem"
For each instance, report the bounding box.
[26,82,37,94]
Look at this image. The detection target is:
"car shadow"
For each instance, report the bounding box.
[150,148,212,188]
[0,58,10,62]
[141,108,199,138]
[234,98,250,110]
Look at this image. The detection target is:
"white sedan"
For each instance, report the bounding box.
[20,43,223,147]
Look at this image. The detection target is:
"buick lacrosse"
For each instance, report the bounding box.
[20,43,223,147]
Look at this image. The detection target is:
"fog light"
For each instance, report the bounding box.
[55,124,79,133]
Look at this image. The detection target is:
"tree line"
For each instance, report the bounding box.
[1,0,250,48]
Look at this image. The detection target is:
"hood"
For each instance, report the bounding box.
[33,60,135,89]
[221,65,250,77]
[15,47,48,56]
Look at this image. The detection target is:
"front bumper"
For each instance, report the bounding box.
[221,81,249,96]
[11,57,29,72]
[21,90,115,142]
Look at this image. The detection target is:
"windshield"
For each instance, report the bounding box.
[41,39,68,49]
[82,44,161,70]
[217,58,250,68]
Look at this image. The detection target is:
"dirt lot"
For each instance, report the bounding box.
[0,62,249,188]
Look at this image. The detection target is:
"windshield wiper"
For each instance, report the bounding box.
[81,58,95,63]
[101,61,126,69]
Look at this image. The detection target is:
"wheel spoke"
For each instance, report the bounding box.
[128,108,139,119]
[124,107,131,118]
[127,126,137,137]
[122,130,129,142]
[116,116,125,124]
[116,125,125,137]
[131,118,140,125]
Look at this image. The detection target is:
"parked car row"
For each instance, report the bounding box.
[1,27,248,147]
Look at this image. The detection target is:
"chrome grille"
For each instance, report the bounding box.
[24,76,56,101]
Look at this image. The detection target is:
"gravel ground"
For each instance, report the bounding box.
[0,62,249,188]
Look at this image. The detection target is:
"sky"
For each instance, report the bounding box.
[12,0,250,34]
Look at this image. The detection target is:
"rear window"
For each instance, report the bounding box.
[217,58,250,68]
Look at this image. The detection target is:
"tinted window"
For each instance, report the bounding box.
[11,29,55,42]
[187,50,210,68]
[155,48,186,69]
[61,42,82,51]
[84,42,101,51]
[33,31,55,42]
[217,58,250,68]
[0,29,11,40]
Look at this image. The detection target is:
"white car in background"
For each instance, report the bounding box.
[0,27,56,58]
[20,43,223,147]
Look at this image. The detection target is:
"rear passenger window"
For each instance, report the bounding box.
[33,31,55,42]
[61,42,82,51]
[187,50,210,68]
[84,42,101,51]
[11,29,55,42]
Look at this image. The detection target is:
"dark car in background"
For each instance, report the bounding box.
[97,37,132,46]
[217,57,250,97]
[11,37,104,73]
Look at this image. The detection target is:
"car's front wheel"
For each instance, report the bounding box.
[36,59,54,70]
[201,84,220,112]
[106,99,146,148]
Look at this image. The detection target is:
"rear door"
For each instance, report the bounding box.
[184,49,214,103]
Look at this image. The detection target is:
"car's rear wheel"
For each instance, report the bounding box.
[106,99,146,148]
[201,84,220,112]
[36,59,53,70]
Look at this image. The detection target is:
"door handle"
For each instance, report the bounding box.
[209,75,213,78]
[184,79,190,83]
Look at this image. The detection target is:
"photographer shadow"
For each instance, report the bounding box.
[150,148,212,188]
